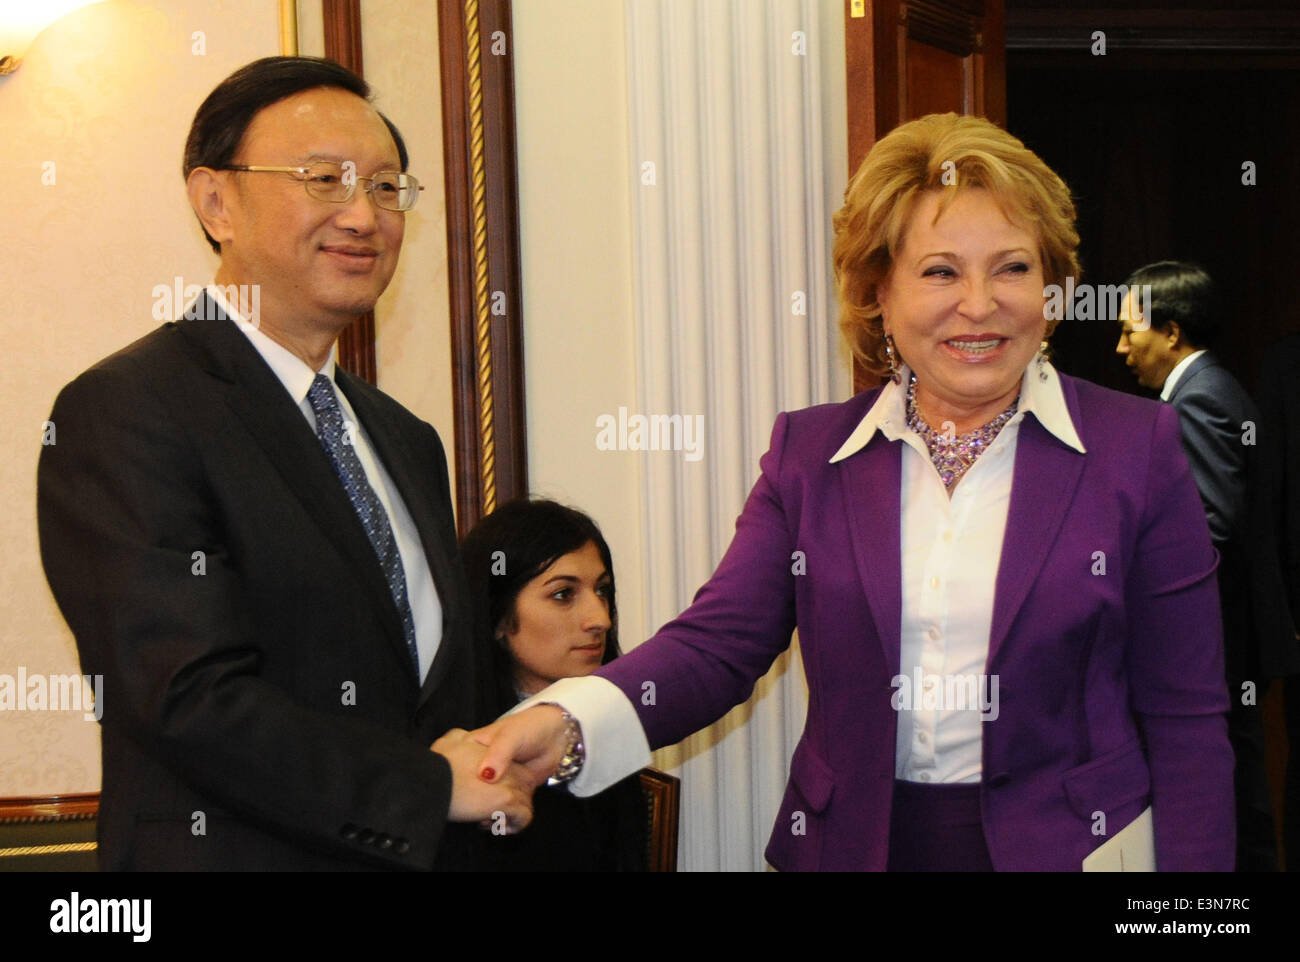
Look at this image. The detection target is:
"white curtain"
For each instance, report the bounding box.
[624,0,849,871]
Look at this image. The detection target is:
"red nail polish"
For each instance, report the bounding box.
[480,767,496,781]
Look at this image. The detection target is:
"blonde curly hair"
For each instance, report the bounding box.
[833,113,1080,379]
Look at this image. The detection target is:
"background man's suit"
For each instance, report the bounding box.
[38,293,490,870]
[1165,350,1298,870]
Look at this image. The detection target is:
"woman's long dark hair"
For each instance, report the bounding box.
[460,498,619,713]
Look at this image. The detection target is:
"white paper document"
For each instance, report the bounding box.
[1082,806,1156,872]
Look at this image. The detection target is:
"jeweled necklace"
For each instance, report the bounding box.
[905,375,1019,489]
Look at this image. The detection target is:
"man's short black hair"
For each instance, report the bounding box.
[1122,260,1219,349]
[183,56,409,254]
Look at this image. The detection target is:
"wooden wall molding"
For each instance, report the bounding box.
[322,0,363,70]
[1006,8,1300,51]
[322,0,379,386]
[438,0,528,536]
[0,793,99,822]
[905,0,984,55]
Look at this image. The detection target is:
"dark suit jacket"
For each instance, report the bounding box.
[37,293,490,870]
[1167,351,1299,681]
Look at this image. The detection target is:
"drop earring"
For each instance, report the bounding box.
[884,332,901,385]
[1037,340,1050,381]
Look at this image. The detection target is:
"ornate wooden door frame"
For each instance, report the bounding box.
[436,0,528,537]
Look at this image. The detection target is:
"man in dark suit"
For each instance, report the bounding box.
[36,57,532,870]
[1117,261,1298,870]
[1256,332,1300,869]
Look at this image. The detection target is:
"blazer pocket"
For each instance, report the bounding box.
[768,741,836,870]
[1061,739,1151,821]
[788,740,835,813]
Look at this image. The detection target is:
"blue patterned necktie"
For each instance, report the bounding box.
[306,374,419,673]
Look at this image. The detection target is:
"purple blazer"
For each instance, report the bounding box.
[598,373,1235,871]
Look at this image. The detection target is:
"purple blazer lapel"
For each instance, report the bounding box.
[839,433,904,676]
[988,399,1088,667]
[836,379,1087,676]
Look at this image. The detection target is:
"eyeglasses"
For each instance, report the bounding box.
[220,161,423,211]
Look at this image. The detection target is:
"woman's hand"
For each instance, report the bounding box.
[432,728,534,832]
[470,705,571,789]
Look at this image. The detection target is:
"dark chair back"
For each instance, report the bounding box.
[638,768,680,872]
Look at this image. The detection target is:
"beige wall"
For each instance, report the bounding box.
[511,0,649,642]
[357,0,455,462]
[0,0,454,796]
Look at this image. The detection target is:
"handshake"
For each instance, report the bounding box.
[431,704,572,833]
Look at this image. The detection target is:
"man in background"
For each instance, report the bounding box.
[37,57,531,869]
[1117,260,1298,870]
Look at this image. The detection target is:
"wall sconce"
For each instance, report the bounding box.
[0,0,109,75]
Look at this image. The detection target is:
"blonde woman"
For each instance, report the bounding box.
[478,113,1233,871]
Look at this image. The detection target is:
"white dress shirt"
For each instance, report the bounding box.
[518,358,1084,795]
[1160,349,1207,401]
[203,284,444,681]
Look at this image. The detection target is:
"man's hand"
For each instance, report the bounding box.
[469,705,571,789]
[432,729,533,832]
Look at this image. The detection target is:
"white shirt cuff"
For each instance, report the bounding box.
[509,675,650,797]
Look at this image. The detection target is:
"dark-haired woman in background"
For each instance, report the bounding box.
[460,499,647,871]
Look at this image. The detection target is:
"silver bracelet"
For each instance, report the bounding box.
[544,707,585,787]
